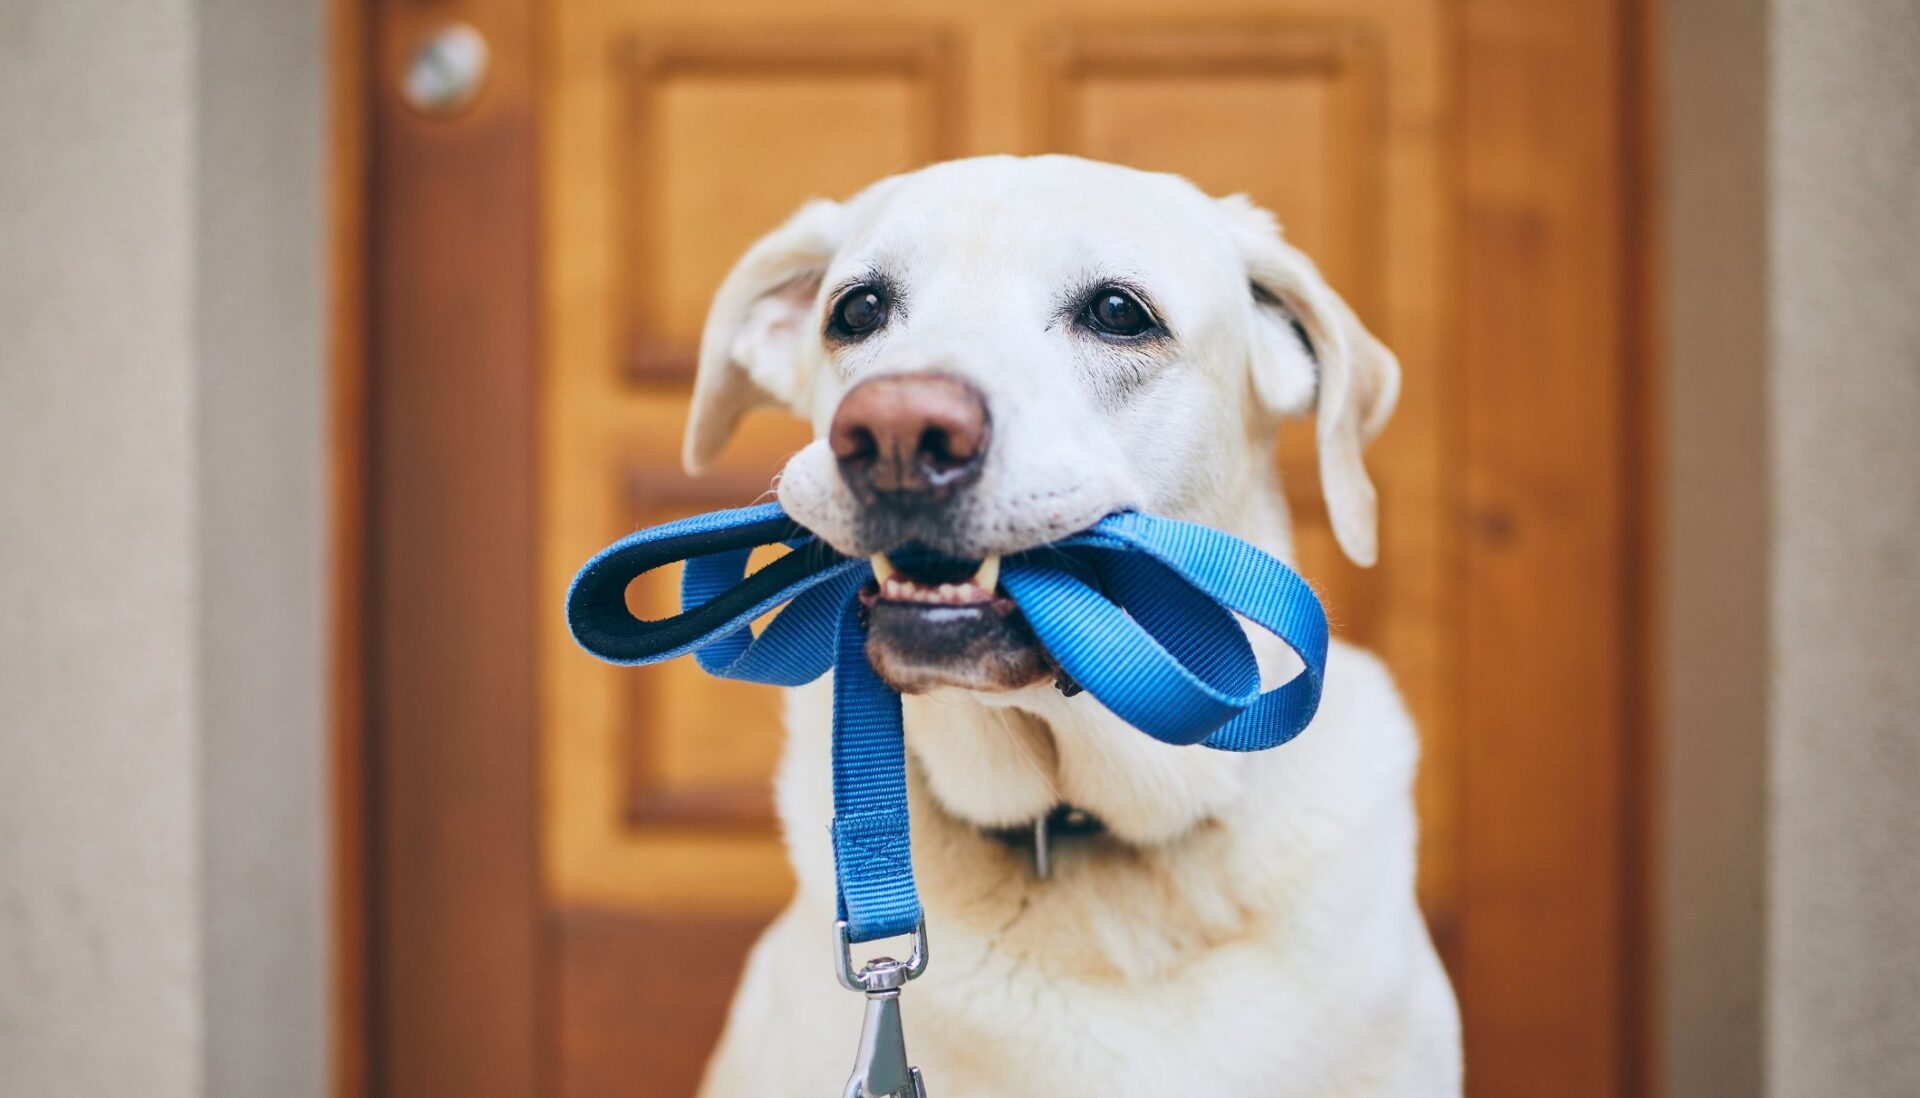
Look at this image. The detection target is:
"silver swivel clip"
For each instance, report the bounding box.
[834,918,930,1098]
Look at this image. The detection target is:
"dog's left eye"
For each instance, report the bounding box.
[828,285,889,340]
[1080,286,1157,338]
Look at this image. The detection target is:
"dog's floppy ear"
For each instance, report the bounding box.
[683,198,845,473]
[1218,195,1400,567]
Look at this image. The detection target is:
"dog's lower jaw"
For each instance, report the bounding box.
[861,605,1054,694]
[865,637,1053,695]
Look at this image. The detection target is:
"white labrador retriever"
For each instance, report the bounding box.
[684,155,1460,1096]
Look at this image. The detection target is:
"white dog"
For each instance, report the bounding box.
[683,155,1460,1097]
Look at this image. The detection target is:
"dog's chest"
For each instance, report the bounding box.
[897,931,1371,1096]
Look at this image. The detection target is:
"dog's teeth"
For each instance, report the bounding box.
[974,555,1001,593]
[872,559,1004,605]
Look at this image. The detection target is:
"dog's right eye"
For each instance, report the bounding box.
[1076,284,1163,341]
[828,285,889,340]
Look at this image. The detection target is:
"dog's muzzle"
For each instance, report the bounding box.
[827,373,1051,691]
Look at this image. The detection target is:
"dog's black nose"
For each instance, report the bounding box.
[829,373,989,505]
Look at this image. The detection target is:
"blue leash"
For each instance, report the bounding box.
[566,502,1330,945]
[568,502,1328,1095]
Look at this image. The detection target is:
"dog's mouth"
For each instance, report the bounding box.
[857,547,1053,694]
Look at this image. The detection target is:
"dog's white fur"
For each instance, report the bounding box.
[684,156,1461,1096]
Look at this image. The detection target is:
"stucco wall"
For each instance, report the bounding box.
[1766,0,1920,1091]
[194,0,328,1093]
[1664,0,1920,1094]
[0,1,326,1096]
[0,2,204,1094]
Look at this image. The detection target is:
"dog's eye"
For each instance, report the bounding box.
[829,285,888,340]
[1080,287,1155,338]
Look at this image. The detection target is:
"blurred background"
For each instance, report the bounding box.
[2,0,1915,1096]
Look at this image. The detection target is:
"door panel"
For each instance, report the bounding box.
[541,2,1451,1094]
[612,31,962,381]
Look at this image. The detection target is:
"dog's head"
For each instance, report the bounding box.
[687,155,1395,700]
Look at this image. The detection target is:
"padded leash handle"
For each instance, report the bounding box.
[567,502,851,667]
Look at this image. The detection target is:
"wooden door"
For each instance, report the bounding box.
[358,0,1652,1094]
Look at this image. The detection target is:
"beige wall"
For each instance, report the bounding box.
[1664,0,1920,1094]
[0,2,203,1094]
[0,1,326,1096]
[194,0,328,1092]
[1767,0,1920,1090]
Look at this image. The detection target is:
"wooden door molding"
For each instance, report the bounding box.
[1028,22,1376,183]
[1454,0,1658,1092]
[357,0,547,1096]
[612,27,964,384]
[617,465,787,832]
[327,0,369,1094]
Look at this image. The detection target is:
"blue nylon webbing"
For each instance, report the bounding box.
[566,502,1328,943]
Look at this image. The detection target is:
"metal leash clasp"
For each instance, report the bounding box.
[834,918,930,1098]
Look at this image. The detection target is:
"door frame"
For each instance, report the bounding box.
[334,0,548,1095]
[331,0,1663,1093]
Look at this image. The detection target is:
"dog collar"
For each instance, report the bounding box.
[566,501,1329,1096]
[983,803,1109,880]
